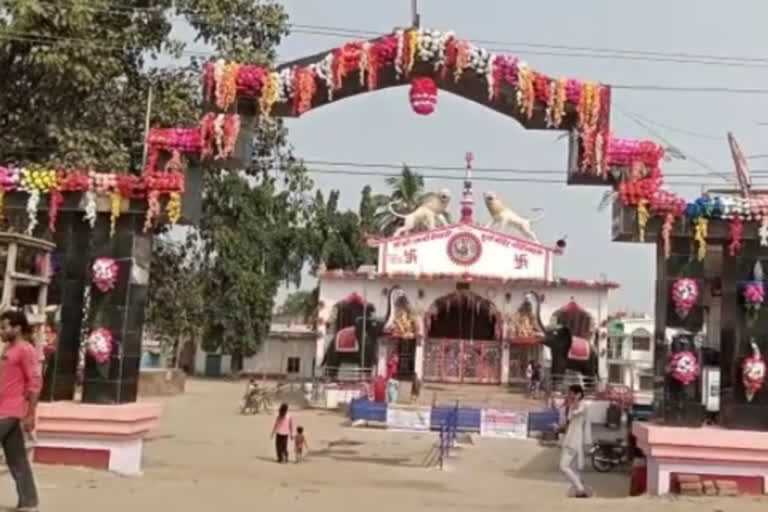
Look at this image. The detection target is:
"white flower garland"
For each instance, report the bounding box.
[311,53,334,100]
[394,29,405,78]
[25,189,40,235]
[83,190,97,228]
[277,67,293,103]
[213,113,225,158]
[359,42,370,86]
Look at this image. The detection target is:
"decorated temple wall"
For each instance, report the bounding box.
[316,276,609,377]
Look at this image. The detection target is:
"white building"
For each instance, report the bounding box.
[598,314,655,398]
[314,176,616,386]
[194,323,316,378]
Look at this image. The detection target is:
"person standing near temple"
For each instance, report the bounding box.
[0,310,41,511]
[555,384,592,498]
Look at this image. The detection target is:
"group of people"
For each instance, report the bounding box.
[0,310,42,511]
[270,403,309,463]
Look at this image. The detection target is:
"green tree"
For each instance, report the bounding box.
[306,189,369,272]
[0,1,308,370]
[374,164,426,235]
[277,289,318,324]
[146,232,205,363]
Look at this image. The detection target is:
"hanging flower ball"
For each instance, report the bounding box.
[671,278,699,318]
[409,76,438,115]
[668,350,700,386]
[86,328,113,364]
[91,258,119,293]
[742,342,766,402]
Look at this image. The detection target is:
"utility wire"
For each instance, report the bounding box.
[3,145,762,178]
[4,30,768,96]
[300,168,761,190]
[615,105,732,183]
[12,2,768,68]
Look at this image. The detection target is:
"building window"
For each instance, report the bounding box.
[286,357,300,374]
[607,336,624,360]
[608,364,623,384]
[631,333,652,351]
[638,374,654,391]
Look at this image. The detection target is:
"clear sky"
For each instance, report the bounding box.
[176,0,768,313]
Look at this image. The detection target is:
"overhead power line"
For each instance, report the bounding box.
[4,30,768,96]
[301,168,763,190]
[16,2,768,68]
[300,159,768,178]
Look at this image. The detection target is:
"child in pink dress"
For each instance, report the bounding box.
[270,403,292,463]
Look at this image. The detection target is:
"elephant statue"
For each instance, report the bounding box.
[524,291,599,384]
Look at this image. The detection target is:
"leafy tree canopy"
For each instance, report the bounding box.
[0,0,306,367]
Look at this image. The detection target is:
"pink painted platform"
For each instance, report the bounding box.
[633,422,768,495]
[32,402,162,476]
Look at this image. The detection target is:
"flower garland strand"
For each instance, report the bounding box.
[742,341,766,403]
[694,217,708,261]
[202,28,611,173]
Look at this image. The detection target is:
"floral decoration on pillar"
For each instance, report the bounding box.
[742,341,766,403]
[671,278,698,318]
[86,328,113,378]
[91,257,119,293]
[409,77,438,115]
[743,261,765,326]
[667,350,700,386]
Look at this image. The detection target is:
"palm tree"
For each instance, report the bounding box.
[374,164,426,235]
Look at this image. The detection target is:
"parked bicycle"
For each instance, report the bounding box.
[239,379,273,414]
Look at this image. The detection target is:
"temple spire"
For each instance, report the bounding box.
[460,152,474,224]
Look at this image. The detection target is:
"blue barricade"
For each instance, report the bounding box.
[349,397,388,423]
[528,409,559,433]
[431,405,482,432]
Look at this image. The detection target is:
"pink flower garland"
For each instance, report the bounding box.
[92,258,119,293]
[668,350,700,386]
[671,278,699,318]
[86,328,113,364]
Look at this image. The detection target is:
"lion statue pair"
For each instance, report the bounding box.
[389,189,542,242]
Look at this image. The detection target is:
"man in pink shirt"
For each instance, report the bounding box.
[0,310,41,511]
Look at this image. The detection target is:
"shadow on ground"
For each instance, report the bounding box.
[507,445,631,498]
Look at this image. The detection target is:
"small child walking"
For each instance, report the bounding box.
[270,403,293,463]
[294,426,309,463]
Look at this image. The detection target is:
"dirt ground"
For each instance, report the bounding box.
[2,379,766,511]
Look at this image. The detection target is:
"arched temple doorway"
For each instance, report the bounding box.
[423,290,503,383]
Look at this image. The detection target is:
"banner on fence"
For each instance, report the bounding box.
[386,405,431,431]
[480,409,529,439]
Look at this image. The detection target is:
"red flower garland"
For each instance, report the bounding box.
[668,350,700,386]
[671,278,699,318]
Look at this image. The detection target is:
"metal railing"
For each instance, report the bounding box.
[322,365,374,382]
[438,404,459,470]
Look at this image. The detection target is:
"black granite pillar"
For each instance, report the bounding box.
[654,237,706,426]
[719,239,768,430]
[81,212,150,404]
[40,209,91,401]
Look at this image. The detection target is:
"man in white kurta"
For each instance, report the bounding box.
[558,384,592,497]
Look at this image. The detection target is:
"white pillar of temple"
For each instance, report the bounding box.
[500,342,510,384]
[414,342,424,378]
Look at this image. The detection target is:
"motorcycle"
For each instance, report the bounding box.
[589,438,630,472]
